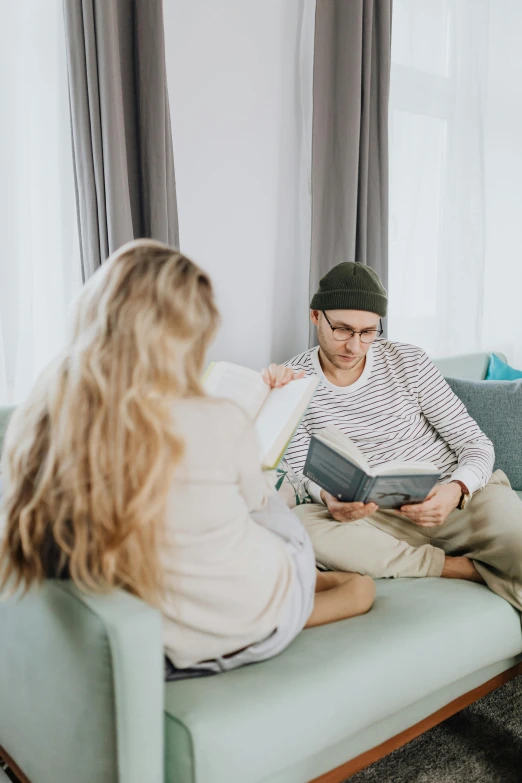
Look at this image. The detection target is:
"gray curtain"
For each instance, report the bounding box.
[63,0,179,280]
[310,0,392,342]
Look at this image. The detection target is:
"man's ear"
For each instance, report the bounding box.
[310,309,320,326]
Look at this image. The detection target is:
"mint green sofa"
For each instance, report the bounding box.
[1,352,521,783]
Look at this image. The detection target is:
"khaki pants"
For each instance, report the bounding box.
[294,470,522,611]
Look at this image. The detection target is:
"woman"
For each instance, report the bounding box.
[0,240,374,677]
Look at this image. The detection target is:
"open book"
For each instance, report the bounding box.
[304,426,441,509]
[203,362,319,470]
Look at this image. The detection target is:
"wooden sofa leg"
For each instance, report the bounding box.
[0,747,31,783]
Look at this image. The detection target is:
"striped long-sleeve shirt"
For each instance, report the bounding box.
[283,341,495,504]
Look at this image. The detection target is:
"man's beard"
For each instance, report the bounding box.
[317,326,364,370]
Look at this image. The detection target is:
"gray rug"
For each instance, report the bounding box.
[347,675,522,783]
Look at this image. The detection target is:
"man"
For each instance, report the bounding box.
[275,262,522,609]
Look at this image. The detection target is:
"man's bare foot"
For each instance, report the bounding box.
[441,555,485,583]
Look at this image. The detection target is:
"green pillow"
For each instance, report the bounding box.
[485,353,522,381]
[445,377,522,491]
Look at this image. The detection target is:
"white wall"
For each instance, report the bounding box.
[163,0,314,371]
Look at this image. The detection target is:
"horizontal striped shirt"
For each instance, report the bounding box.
[283,341,494,503]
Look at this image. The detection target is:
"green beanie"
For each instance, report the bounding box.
[310,262,387,317]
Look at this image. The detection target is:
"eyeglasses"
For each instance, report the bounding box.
[322,311,383,343]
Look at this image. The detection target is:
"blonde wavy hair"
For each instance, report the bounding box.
[0,239,219,604]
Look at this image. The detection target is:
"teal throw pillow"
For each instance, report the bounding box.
[485,353,522,381]
[445,377,522,491]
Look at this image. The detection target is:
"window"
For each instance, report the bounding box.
[0,0,81,404]
[388,0,496,359]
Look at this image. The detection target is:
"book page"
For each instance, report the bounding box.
[203,362,270,420]
[376,460,439,476]
[255,376,318,468]
[315,427,372,474]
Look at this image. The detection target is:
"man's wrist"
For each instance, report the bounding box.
[451,479,471,495]
[451,479,470,496]
[450,480,471,510]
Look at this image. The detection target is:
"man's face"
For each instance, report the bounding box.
[310,309,381,371]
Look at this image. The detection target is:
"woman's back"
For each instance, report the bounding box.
[162,396,295,668]
[0,239,374,680]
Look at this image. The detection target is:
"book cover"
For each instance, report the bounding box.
[303,437,368,502]
[303,436,439,508]
[363,474,440,509]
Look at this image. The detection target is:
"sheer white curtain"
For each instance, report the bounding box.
[389,0,522,367]
[0,0,81,405]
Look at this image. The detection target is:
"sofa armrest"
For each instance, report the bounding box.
[0,581,164,783]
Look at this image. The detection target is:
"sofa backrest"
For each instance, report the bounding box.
[432,352,506,380]
[432,353,522,494]
[445,377,522,492]
[0,582,164,783]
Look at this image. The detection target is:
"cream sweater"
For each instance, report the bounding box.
[162,396,295,669]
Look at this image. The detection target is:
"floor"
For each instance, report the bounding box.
[348,675,522,783]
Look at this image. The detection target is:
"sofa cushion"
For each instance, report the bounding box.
[445,377,522,491]
[164,578,522,783]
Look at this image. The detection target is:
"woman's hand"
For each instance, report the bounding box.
[261,363,305,388]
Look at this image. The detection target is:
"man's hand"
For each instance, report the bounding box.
[398,483,462,527]
[321,490,378,522]
[261,363,305,388]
